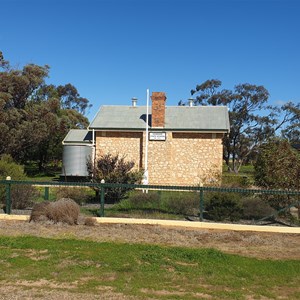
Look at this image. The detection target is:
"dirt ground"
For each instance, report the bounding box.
[0,219,299,300]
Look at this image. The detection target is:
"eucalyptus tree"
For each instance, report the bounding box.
[0,51,90,169]
[280,101,300,144]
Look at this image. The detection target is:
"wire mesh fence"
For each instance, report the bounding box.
[0,180,299,226]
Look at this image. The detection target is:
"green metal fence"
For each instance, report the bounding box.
[0,179,300,225]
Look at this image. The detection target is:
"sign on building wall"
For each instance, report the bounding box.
[149,132,166,141]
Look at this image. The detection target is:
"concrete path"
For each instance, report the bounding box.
[0,214,299,234]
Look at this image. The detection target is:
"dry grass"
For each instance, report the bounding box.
[0,219,299,260]
[0,284,137,300]
[0,219,299,299]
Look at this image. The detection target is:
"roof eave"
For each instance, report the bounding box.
[88,127,229,133]
[62,142,93,145]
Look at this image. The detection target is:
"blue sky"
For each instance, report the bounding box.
[1,0,299,121]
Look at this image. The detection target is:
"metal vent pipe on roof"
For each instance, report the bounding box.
[132,97,137,107]
[188,98,194,107]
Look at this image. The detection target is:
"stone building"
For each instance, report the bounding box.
[63,92,230,186]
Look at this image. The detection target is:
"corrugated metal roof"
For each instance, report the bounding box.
[89,105,230,132]
[63,129,92,144]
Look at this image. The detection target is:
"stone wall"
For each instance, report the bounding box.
[96,131,224,186]
[170,133,223,186]
[96,131,143,169]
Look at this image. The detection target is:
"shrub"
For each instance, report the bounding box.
[0,154,26,179]
[205,192,243,221]
[29,198,80,225]
[259,194,298,213]
[84,217,96,226]
[113,192,161,212]
[222,175,250,188]
[255,139,300,191]
[47,198,80,225]
[11,184,38,209]
[242,197,276,220]
[29,201,51,222]
[0,155,37,209]
[162,192,199,216]
[255,139,300,215]
[88,154,143,203]
[128,191,161,210]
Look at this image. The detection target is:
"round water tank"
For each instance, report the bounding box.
[62,145,93,177]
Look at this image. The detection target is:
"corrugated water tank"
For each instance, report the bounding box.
[62,145,93,177]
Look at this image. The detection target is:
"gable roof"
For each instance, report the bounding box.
[62,129,92,144]
[89,105,230,132]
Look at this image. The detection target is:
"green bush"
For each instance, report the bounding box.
[0,154,27,180]
[0,155,36,209]
[205,192,243,221]
[113,192,162,214]
[242,197,276,220]
[115,191,199,217]
[255,140,300,192]
[222,175,250,188]
[127,191,161,210]
[162,192,199,216]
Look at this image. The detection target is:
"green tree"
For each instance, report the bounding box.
[57,83,91,115]
[0,51,90,169]
[190,79,234,106]
[26,86,89,170]
[280,101,300,144]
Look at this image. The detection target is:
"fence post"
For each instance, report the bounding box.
[5,176,11,215]
[100,187,105,217]
[44,187,49,200]
[100,179,105,217]
[199,187,204,222]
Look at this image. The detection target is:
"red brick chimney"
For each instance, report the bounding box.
[151,92,166,127]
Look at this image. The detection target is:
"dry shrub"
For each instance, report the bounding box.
[29,198,80,225]
[84,217,96,226]
[47,198,80,225]
[29,201,51,223]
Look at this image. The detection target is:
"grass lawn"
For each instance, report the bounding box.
[0,236,299,299]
